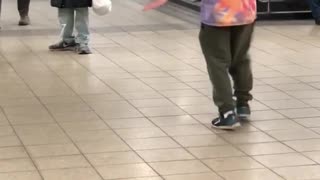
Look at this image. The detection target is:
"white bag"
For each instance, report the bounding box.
[93,0,112,16]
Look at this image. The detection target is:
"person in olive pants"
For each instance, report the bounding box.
[0,0,31,26]
[199,23,254,115]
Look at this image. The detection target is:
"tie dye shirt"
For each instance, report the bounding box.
[201,0,257,26]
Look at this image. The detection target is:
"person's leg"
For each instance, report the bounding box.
[229,23,254,118]
[49,8,76,50]
[59,8,75,44]
[74,8,91,54]
[199,24,240,129]
[308,0,320,24]
[199,24,234,114]
[17,0,30,25]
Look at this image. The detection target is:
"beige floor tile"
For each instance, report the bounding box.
[251,120,304,131]
[303,151,320,163]
[139,107,186,117]
[81,93,123,103]
[180,105,217,114]
[149,115,199,127]
[169,96,213,106]
[7,114,55,125]
[294,117,320,128]
[278,108,320,118]
[0,97,41,108]
[161,124,213,136]
[0,158,36,172]
[96,163,157,179]
[0,126,15,136]
[266,128,320,141]
[86,151,143,166]
[188,146,244,159]
[273,165,320,180]
[59,120,109,132]
[159,89,203,98]
[118,177,162,180]
[39,96,83,105]
[130,99,175,108]
[253,153,315,168]
[126,137,180,150]
[116,127,167,139]
[238,142,294,156]
[0,147,28,160]
[254,92,292,101]
[149,160,210,176]
[220,132,276,144]
[302,98,320,107]
[285,139,320,152]
[106,118,155,129]
[95,107,144,120]
[203,157,263,171]
[173,135,227,147]
[250,110,286,121]
[77,138,130,154]
[14,124,71,145]
[53,111,101,123]
[26,144,80,157]
[120,91,163,100]
[219,169,283,180]
[0,136,21,147]
[41,168,102,180]
[0,171,42,180]
[137,148,194,162]
[262,99,309,109]
[45,103,92,114]
[0,112,9,126]
[34,155,90,170]
[67,130,116,142]
[164,173,222,180]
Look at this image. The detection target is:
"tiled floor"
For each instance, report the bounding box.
[1,0,320,180]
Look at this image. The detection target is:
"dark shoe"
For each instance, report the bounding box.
[212,111,241,130]
[49,41,76,51]
[18,16,30,26]
[236,105,251,120]
[316,19,320,25]
[76,44,92,55]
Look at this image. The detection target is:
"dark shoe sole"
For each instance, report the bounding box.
[238,114,251,121]
[212,122,241,130]
[49,46,76,51]
[78,51,92,55]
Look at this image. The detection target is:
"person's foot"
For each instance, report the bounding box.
[236,104,251,120]
[75,44,92,55]
[212,111,241,130]
[316,19,320,25]
[18,16,30,26]
[49,40,76,51]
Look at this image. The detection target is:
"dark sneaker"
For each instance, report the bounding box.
[236,105,251,120]
[18,16,30,26]
[316,19,320,25]
[212,111,241,130]
[49,41,76,51]
[76,44,92,55]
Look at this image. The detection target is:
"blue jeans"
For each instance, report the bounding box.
[58,8,89,46]
[309,0,320,19]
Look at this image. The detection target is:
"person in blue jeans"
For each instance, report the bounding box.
[309,0,320,25]
[49,0,92,54]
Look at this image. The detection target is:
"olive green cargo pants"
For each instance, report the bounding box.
[199,23,254,113]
